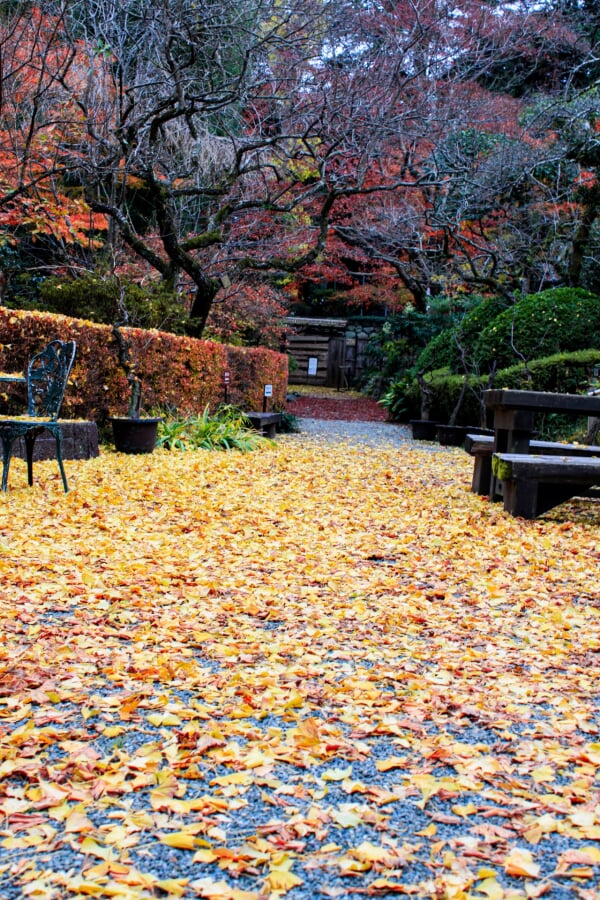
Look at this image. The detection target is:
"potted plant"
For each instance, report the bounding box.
[109,322,162,453]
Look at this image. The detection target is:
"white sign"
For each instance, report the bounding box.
[308,357,318,376]
[264,384,273,397]
[224,371,230,384]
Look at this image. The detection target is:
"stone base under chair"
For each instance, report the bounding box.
[12,421,99,461]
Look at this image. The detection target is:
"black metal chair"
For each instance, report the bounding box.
[0,340,76,492]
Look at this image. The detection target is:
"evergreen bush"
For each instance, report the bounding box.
[416,295,511,373]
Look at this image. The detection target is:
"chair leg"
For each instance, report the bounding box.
[0,436,13,491]
[54,430,69,493]
[24,432,37,486]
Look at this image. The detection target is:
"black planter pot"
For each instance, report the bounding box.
[435,424,494,446]
[410,419,440,441]
[436,424,467,446]
[110,417,162,454]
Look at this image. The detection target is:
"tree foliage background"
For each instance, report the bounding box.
[0,0,599,346]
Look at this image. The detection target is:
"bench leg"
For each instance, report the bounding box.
[504,479,584,519]
[54,430,69,493]
[472,456,492,495]
[265,424,277,438]
[536,483,582,516]
[502,478,539,519]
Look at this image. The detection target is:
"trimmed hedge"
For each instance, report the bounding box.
[0,307,288,424]
[393,349,600,425]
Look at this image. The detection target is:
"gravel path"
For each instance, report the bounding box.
[293,417,414,447]
[289,417,447,451]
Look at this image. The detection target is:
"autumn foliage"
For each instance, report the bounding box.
[0,308,288,421]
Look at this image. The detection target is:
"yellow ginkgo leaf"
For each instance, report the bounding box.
[504,848,541,878]
[158,832,197,850]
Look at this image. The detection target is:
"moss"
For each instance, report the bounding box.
[492,456,514,480]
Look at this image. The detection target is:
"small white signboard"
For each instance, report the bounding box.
[264,384,273,397]
[224,371,230,384]
[308,357,318,376]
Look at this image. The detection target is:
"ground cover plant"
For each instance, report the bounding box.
[1,436,600,899]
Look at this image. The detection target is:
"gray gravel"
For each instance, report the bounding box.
[289,417,445,449]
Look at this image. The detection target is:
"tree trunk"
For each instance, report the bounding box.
[186,282,220,338]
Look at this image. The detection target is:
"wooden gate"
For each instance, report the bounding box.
[327,337,348,388]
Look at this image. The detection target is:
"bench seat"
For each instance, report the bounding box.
[244,411,282,438]
[465,433,600,495]
[492,453,600,518]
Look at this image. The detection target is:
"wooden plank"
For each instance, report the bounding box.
[492,452,600,518]
[466,434,600,458]
[485,389,600,416]
[493,453,600,482]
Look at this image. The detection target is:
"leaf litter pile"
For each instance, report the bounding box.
[1,436,600,900]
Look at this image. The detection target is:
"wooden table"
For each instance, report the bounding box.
[482,389,600,516]
[484,389,600,455]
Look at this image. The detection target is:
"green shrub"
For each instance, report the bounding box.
[475,287,600,368]
[415,329,457,373]
[276,411,301,433]
[361,296,485,393]
[417,295,511,373]
[39,274,188,334]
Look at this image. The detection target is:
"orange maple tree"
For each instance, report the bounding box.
[0,5,106,255]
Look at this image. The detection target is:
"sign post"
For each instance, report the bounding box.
[263,384,273,413]
[223,370,230,404]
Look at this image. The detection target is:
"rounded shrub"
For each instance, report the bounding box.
[417,295,511,373]
[415,329,456,373]
[475,287,600,369]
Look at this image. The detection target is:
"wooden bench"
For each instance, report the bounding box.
[244,411,282,438]
[466,433,600,495]
[492,453,600,519]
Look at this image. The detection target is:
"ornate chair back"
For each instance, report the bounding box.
[26,340,76,420]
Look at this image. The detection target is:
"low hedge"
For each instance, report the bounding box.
[392,349,600,425]
[0,307,288,424]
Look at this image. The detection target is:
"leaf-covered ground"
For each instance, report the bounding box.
[1,436,600,900]
[286,390,388,422]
